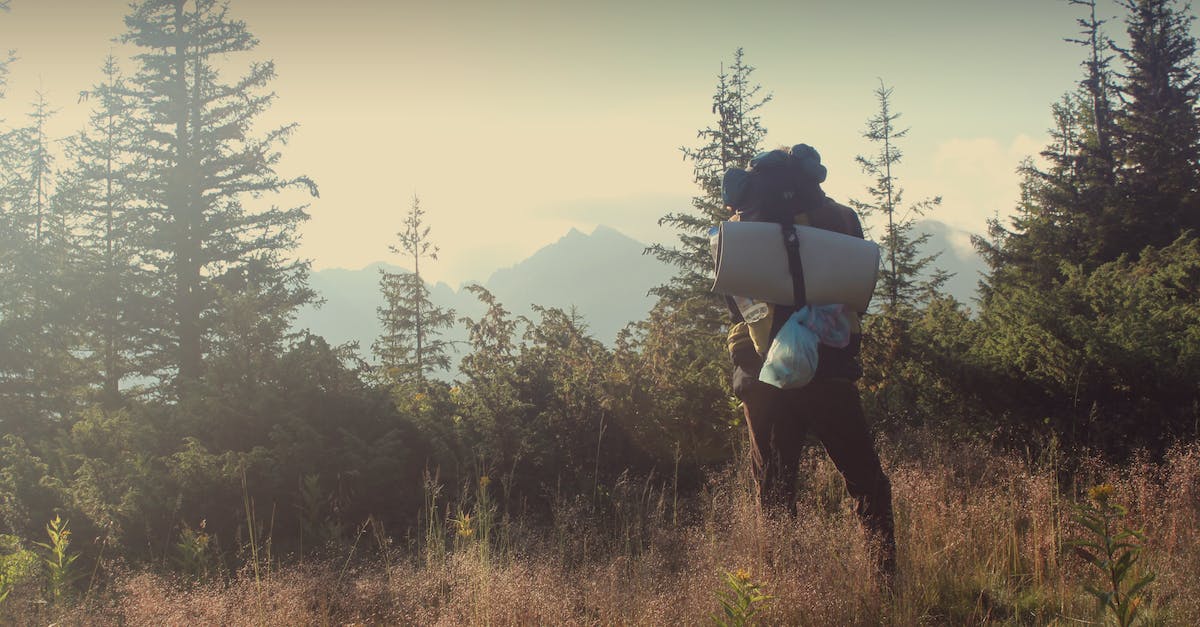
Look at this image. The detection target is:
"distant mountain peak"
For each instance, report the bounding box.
[295,224,674,358]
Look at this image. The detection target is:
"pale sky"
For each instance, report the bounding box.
[0,0,1160,285]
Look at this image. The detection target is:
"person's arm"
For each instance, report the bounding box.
[728,321,762,400]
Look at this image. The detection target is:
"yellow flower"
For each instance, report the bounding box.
[1088,483,1115,504]
[480,475,491,488]
[734,568,751,583]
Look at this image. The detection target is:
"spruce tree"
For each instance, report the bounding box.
[1070,0,1118,187]
[648,48,769,330]
[373,195,455,388]
[851,81,947,312]
[1112,0,1200,248]
[976,1,1123,290]
[120,0,317,392]
[60,56,154,408]
[0,94,79,434]
[851,81,949,431]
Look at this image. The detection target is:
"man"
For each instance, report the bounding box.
[722,144,896,580]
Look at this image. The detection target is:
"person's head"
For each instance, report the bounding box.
[721,143,827,222]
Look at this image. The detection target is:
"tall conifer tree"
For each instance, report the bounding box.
[60,56,154,408]
[977,0,1123,289]
[851,81,947,312]
[374,195,455,388]
[120,0,317,391]
[0,94,79,434]
[648,48,769,330]
[1113,0,1200,246]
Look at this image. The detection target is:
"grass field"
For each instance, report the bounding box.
[5,437,1198,626]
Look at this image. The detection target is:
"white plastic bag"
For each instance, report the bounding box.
[759,305,851,389]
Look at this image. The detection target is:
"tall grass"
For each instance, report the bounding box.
[8,437,1200,626]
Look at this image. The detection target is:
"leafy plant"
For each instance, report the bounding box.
[712,568,772,627]
[173,520,215,582]
[1071,484,1156,626]
[0,535,39,606]
[33,515,80,604]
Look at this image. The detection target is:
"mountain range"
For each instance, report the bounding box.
[293,225,674,363]
[292,221,987,366]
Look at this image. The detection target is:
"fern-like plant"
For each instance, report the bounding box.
[1071,484,1156,626]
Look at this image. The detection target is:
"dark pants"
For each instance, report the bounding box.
[743,379,896,576]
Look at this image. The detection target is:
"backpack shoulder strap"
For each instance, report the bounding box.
[780,221,807,309]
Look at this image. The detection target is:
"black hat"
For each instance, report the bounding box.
[722,144,827,221]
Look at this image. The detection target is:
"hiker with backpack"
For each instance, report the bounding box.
[719,144,896,582]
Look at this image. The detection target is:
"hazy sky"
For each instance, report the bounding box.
[0,0,1162,285]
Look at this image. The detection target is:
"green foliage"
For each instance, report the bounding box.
[609,301,734,472]
[33,515,80,604]
[296,473,344,552]
[172,520,216,583]
[0,93,86,437]
[649,47,769,331]
[121,0,317,388]
[851,80,947,312]
[1113,0,1200,247]
[0,535,38,606]
[375,195,456,388]
[851,81,957,434]
[973,235,1200,452]
[712,568,773,627]
[1070,485,1156,626]
[61,54,155,408]
[0,435,65,541]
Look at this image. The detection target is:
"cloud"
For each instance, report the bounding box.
[920,133,1046,236]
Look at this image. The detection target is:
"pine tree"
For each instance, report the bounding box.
[648,48,769,330]
[0,94,80,434]
[1070,0,1119,188]
[1113,0,1200,248]
[975,1,1123,288]
[851,81,950,431]
[120,0,317,392]
[850,81,947,312]
[60,55,154,408]
[374,195,455,388]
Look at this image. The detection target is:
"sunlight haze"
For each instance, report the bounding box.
[0,0,1140,284]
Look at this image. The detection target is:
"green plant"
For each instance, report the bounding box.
[173,519,215,582]
[297,473,344,553]
[1071,484,1156,626]
[712,568,772,627]
[421,469,446,568]
[33,515,80,604]
[0,535,39,606]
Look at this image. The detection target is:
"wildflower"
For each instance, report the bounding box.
[1088,483,1115,504]
[454,513,474,538]
[734,568,751,583]
[480,475,491,488]
[413,392,427,403]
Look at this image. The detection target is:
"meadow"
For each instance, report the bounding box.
[5,434,1196,626]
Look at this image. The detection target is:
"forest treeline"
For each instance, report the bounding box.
[0,0,1198,605]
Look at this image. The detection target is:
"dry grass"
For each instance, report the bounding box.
[9,440,1200,626]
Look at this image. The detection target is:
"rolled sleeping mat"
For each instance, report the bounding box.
[711,220,880,312]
